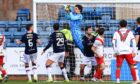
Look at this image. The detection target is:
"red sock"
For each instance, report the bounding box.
[116,69,120,79]
[130,68,137,81]
[80,68,84,77]
[94,68,100,78]
[97,69,103,79]
[1,70,7,76]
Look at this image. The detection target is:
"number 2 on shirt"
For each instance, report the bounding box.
[56,38,64,46]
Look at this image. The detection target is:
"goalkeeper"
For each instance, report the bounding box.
[64,4,84,53]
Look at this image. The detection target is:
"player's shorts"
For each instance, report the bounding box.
[48,52,65,63]
[23,53,37,63]
[81,56,97,66]
[133,50,140,62]
[0,56,4,65]
[116,54,135,67]
[95,56,104,65]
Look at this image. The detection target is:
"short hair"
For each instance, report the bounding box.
[75,4,83,12]
[136,17,140,24]
[63,23,70,30]
[53,23,59,30]
[26,24,33,31]
[119,19,127,27]
[85,26,92,31]
[97,28,105,35]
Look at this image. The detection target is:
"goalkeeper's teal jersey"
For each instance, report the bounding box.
[65,12,84,53]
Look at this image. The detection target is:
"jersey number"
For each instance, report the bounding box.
[56,38,64,46]
[28,39,33,47]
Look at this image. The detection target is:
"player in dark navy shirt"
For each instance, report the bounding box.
[42,29,68,53]
[41,23,69,82]
[80,26,97,81]
[16,24,41,82]
[133,17,140,81]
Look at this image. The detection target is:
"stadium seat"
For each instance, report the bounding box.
[14,32,26,36]
[0,21,8,31]
[84,20,96,28]
[7,43,17,47]
[20,21,32,31]
[16,8,31,21]
[1,32,12,36]
[101,15,111,21]
[9,28,18,32]
[0,28,5,32]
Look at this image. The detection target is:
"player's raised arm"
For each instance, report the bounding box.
[65,5,83,20]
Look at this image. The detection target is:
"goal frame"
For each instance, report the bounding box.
[33,0,140,33]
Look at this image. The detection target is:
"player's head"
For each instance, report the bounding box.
[136,17,140,25]
[85,26,92,35]
[75,4,83,13]
[53,23,59,31]
[97,28,105,36]
[119,19,127,28]
[26,24,33,32]
[63,23,70,30]
[94,25,100,32]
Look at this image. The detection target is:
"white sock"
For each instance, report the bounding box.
[32,66,38,80]
[25,67,32,81]
[134,65,139,80]
[47,67,53,80]
[62,68,69,80]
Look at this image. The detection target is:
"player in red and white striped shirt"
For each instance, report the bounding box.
[91,28,105,82]
[0,34,8,82]
[112,20,138,84]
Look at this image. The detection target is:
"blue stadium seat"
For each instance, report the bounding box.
[84,20,96,28]
[0,21,8,31]
[101,15,111,21]
[21,21,32,28]
[16,8,30,21]
[109,27,118,32]
[109,20,119,27]
[0,28,5,32]
[83,7,94,12]
[14,32,25,36]
[7,43,17,47]
[6,39,11,43]
[38,31,51,36]
[2,32,13,36]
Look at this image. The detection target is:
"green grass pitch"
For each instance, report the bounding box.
[1,81,131,84]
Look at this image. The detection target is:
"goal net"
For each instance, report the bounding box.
[33,0,140,82]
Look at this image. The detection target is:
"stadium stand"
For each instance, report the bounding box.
[0,6,137,48]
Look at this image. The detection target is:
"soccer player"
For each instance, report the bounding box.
[112,20,138,84]
[0,34,8,82]
[80,26,97,81]
[16,24,41,83]
[41,23,69,82]
[134,17,140,81]
[65,4,84,53]
[91,28,105,82]
[60,23,75,78]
